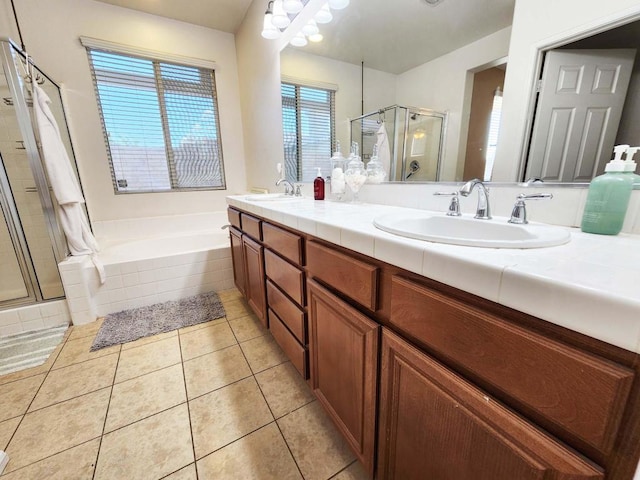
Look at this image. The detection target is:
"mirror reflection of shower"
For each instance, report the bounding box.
[351,105,447,182]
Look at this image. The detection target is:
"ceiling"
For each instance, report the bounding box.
[93,0,254,33]
[93,0,515,74]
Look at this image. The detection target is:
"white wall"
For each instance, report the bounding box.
[0,0,247,221]
[235,0,284,193]
[494,0,640,181]
[396,27,511,181]
[280,49,396,154]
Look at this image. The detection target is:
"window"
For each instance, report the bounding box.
[86,48,225,193]
[281,82,335,182]
[484,86,503,182]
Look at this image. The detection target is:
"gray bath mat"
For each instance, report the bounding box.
[91,291,226,351]
[0,325,68,376]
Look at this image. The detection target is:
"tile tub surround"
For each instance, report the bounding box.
[227,195,640,354]
[57,211,235,326]
[0,292,367,480]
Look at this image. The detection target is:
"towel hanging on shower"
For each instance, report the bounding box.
[375,123,391,177]
[32,82,105,284]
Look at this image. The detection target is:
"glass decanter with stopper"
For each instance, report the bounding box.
[366,144,387,184]
[344,141,367,203]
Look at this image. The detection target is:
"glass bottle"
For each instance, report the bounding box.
[329,141,346,200]
[366,144,386,184]
[344,142,367,203]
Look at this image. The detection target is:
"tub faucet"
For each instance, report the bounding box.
[460,178,492,220]
[276,178,294,195]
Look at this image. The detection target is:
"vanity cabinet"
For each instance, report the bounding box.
[229,227,246,296]
[242,234,267,327]
[377,328,603,480]
[307,279,379,476]
[227,206,640,480]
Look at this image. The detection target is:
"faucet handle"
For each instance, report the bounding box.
[294,184,303,197]
[434,191,461,216]
[508,193,553,224]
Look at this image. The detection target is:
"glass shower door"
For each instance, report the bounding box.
[0,41,65,303]
[0,188,29,303]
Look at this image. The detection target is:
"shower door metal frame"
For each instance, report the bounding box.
[0,160,39,307]
[0,39,69,308]
[1,40,68,264]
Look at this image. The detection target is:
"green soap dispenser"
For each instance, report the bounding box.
[581,145,634,235]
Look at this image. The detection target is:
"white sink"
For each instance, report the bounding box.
[373,213,571,248]
[244,193,303,202]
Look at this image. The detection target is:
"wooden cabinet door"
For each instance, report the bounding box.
[242,235,267,328]
[308,279,379,476]
[377,328,603,480]
[229,227,246,296]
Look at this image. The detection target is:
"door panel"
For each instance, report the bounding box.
[526,49,635,182]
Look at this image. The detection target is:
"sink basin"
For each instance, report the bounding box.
[373,213,571,248]
[244,193,302,202]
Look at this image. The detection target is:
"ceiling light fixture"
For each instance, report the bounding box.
[328,0,349,9]
[301,19,319,36]
[290,32,308,47]
[314,3,333,24]
[308,33,323,43]
[260,2,281,39]
[271,0,291,28]
[282,0,304,14]
[421,0,445,6]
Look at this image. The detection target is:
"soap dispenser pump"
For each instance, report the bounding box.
[625,146,640,189]
[581,144,634,235]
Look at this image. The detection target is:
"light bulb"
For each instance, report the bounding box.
[301,19,319,36]
[315,3,333,23]
[271,0,290,28]
[282,0,303,13]
[308,33,323,43]
[261,13,281,39]
[290,32,308,47]
[328,0,349,9]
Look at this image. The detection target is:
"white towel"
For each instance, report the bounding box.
[32,83,105,284]
[375,123,391,178]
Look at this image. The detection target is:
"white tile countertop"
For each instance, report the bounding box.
[227,195,640,354]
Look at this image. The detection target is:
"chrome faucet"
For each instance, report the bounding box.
[276,178,294,195]
[459,179,491,220]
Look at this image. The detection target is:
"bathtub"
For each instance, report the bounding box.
[58,214,235,325]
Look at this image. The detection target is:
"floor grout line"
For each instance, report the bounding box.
[177,325,200,480]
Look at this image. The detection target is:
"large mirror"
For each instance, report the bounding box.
[278,0,640,184]
[521,20,640,183]
[279,0,514,183]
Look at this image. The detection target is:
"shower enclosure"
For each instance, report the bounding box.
[0,38,76,309]
[351,105,447,182]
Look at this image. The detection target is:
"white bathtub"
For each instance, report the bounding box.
[58,214,235,325]
[99,231,230,264]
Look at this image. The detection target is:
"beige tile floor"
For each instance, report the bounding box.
[0,289,369,480]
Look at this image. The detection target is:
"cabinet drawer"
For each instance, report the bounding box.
[240,213,262,241]
[267,280,306,344]
[227,208,241,229]
[264,249,305,306]
[269,309,307,378]
[306,241,378,311]
[389,275,634,460]
[263,222,304,266]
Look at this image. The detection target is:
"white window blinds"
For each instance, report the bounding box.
[281,82,335,182]
[86,48,225,193]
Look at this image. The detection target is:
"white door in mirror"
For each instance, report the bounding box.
[373,213,571,248]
